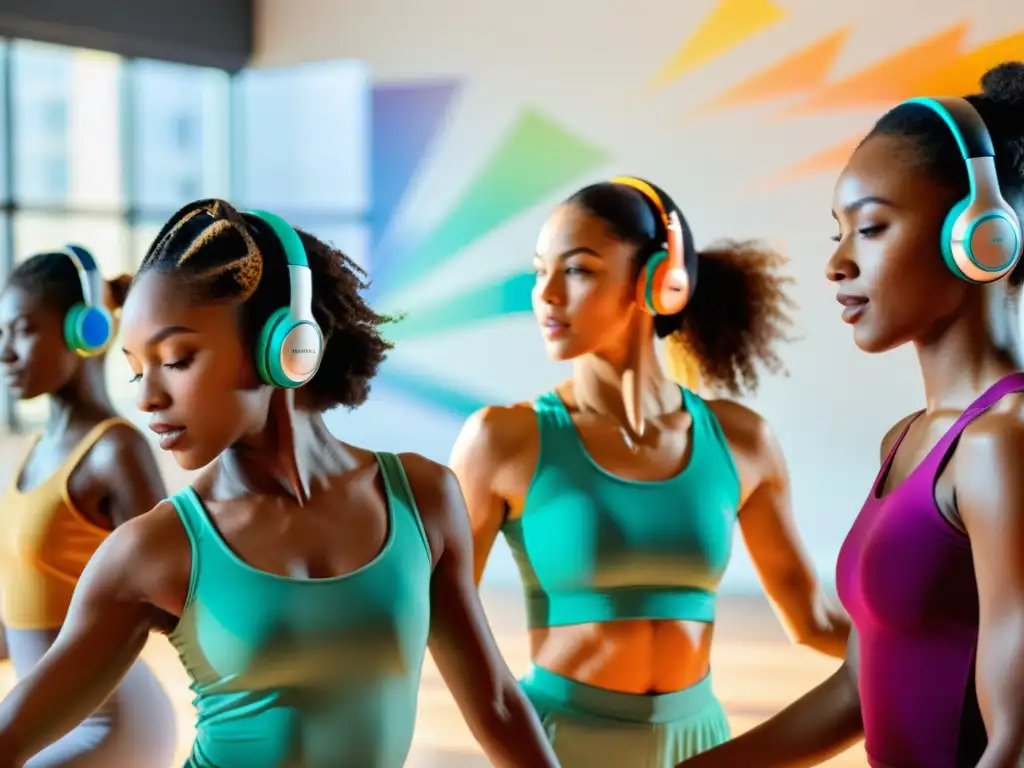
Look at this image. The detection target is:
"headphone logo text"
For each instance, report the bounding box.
[290,349,317,354]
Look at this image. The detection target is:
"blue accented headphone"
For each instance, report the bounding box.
[246,210,324,388]
[61,245,114,357]
[896,97,1022,283]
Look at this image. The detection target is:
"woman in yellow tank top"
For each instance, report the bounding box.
[0,249,176,767]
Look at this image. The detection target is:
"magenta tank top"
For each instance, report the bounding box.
[836,373,1024,767]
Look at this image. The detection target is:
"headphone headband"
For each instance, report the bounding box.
[888,96,1022,282]
[62,244,101,308]
[609,176,691,316]
[902,97,995,160]
[247,209,316,326]
[609,176,674,240]
[245,209,323,387]
[59,244,113,356]
[247,210,311,268]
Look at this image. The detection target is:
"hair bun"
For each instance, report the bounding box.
[980,62,1024,108]
[104,273,133,311]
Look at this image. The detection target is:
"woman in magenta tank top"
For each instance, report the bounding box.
[682,62,1024,768]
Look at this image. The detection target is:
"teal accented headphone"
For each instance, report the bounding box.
[62,245,114,357]
[246,210,325,388]
[898,97,1022,283]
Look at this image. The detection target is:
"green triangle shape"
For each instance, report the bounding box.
[386,272,534,342]
[376,109,608,299]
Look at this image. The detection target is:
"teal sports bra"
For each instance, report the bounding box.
[167,452,432,768]
[501,388,741,629]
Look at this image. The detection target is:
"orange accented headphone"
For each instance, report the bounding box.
[609,176,693,316]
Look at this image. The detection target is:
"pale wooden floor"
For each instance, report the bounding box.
[0,589,865,766]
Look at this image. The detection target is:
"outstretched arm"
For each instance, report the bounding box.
[449,406,522,586]
[679,629,863,767]
[731,407,850,658]
[957,419,1024,767]
[0,520,162,767]
[406,456,559,768]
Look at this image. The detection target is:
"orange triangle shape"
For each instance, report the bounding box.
[907,31,1024,96]
[762,135,863,188]
[651,0,788,87]
[781,23,970,116]
[701,27,852,114]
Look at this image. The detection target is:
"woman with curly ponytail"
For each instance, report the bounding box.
[451,176,848,767]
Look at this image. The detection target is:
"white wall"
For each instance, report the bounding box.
[241,0,1021,592]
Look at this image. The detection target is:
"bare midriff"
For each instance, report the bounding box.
[529,618,714,693]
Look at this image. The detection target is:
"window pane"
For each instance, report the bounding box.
[235,60,369,213]
[288,219,370,273]
[14,214,129,277]
[11,41,123,209]
[0,43,9,204]
[131,219,164,270]
[12,215,129,428]
[131,60,230,212]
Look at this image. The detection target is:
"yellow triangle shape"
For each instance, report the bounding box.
[652,0,788,87]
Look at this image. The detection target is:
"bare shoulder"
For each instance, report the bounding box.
[90,500,192,607]
[104,500,181,556]
[390,452,467,561]
[87,419,151,459]
[704,397,774,459]
[880,411,921,464]
[394,452,462,521]
[953,394,1024,504]
[79,420,157,472]
[452,402,539,468]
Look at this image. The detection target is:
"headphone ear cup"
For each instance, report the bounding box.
[63,304,113,357]
[254,307,292,387]
[940,198,971,280]
[254,308,324,388]
[636,250,668,314]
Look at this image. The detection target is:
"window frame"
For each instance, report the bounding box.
[0,43,370,433]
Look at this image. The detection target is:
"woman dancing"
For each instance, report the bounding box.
[682,62,1024,768]
[450,177,851,767]
[0,201,559,768]
[0,247,175,767]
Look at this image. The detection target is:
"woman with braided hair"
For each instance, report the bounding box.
[0,250,175,767]
[0,199,560,768]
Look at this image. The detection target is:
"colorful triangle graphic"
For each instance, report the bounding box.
[651,0,787,87]
[374,109,608,301]
[370,80,460,253]
[694,27,851,116]
[780,24,970,116]
[387,272,534,342]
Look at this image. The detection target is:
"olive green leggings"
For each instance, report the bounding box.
[521,665,730,768]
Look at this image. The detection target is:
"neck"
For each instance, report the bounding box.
[571,317,672,433]
[915,284,1021,412]
[219,391,344,505]
[45,359,115,433]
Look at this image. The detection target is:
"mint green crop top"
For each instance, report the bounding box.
[501,388,741,629]
[167,452,432,768]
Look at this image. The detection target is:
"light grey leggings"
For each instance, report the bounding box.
[6,627,176,768]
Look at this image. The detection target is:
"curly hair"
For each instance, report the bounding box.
[567,182,795,397]
[865,61,1024,286]
[135,198,394,411]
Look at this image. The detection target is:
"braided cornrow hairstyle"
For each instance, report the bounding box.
[135,198,394,411]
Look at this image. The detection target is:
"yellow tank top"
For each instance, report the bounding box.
[0,418,130,629]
